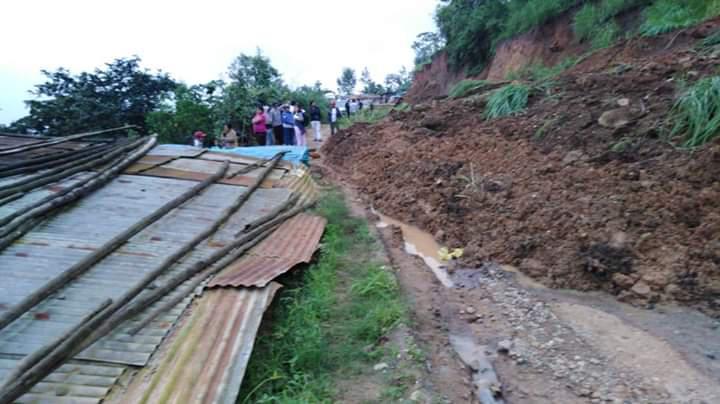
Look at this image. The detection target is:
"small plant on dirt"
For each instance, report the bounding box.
[640,0,720,37]
[485,83,530,119]
[610,137,634,153]
[448,79,490,99]
[394,102,411,112]
[700,29,720,49]
[669,76,720,147]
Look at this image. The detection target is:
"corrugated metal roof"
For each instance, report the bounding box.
[209,213,326,288]
[117,284,281,404]
[0,357,125,404]
[0,139,322,403]
[0,174,291,366]
[144,144,206,157]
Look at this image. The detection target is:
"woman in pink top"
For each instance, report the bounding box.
[252,107,267,146]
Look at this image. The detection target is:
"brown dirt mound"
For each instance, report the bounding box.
[323,22,720,317]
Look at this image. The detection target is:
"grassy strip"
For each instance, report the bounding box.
[338,105,393,129]
[640,0,720,36]
[238,191,406,403]
[448,79,490,99]
[670,76,720,148]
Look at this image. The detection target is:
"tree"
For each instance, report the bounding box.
[360,68,385,95]
[336,68,357,96]
[146,82,219,144]
[384,67,412,95]
[12,56,175,135]
[412,32,445,68]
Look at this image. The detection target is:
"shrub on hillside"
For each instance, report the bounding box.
[485,83,530,120]
[640,0,720,36]
[670,76,720,148]
[448,79,490,99]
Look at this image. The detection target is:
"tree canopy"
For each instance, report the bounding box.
[10,56,175,135]
[337,68,357,96]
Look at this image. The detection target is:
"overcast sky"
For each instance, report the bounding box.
[0,0,439,124]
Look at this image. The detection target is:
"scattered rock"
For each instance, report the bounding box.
[373,362,389,371]
[631,281,651,297]
[598,108,633,129]
[617,98,631,107]
[466,306,476,314]
[497,339,513,353]
[410,390,430,403]
[612,273,635,289]
[520,259,548,277]
[563,150,585,165]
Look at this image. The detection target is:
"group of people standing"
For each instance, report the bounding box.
[193,99,345,149]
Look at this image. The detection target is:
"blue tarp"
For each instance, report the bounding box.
[209,146,309,166]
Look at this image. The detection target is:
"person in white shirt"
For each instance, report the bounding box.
[328,100,343,136]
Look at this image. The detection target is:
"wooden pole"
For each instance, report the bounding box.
[0,139,135,199]
[0,155,226,332]
[0,137,149,241]
[236,192,300,236]
[0,142,115,179]
[0,125,135,156]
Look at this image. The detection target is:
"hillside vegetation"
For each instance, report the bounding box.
[436,0,720,73]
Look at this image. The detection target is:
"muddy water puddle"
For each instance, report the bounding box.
[374,211,454,287]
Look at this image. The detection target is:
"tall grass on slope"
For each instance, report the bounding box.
[485,83,529,120]
[448,79,489,99]
[671,76,720,148]
[640,0,720,36]
[574,0,646,49]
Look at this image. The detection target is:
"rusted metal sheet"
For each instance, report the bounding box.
[201,151,294,171]
[118,284,281,404]
[137,166,279,188]
[209,213,326,288]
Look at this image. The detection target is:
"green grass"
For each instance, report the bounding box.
[485,83,530,120]
[640,0,720,36]
[338,106,392,129]
[448,79,490,99]
[574,0,646,49]
[670,76,720,148]
[238,191,407,403]
[592,21,620,49]
[700,29,720,48]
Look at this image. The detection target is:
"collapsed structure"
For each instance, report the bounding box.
[0,128,323,403]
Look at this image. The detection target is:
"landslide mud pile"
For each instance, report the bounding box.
[323,23,720,316]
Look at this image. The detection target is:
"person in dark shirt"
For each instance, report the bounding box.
[309,101,322,142]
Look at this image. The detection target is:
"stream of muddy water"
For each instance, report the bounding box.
[374,211,455,288]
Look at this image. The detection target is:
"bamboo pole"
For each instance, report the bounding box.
[236,192,299,236]
[0,227,275,404]
[0,139,135,199]
[0,137,149,242]
[0,155,226,332]
[0,202,314,404]
[0,126,135,156]
[0,142,115,179]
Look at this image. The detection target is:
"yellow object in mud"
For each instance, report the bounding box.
[438,247,464,261]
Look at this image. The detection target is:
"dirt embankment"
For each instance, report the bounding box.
[323,21,720,317]
[406,6,638,102]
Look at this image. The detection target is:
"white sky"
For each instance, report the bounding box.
[0,0,439,124]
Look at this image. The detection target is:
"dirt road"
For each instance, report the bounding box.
[312,149,720,403]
